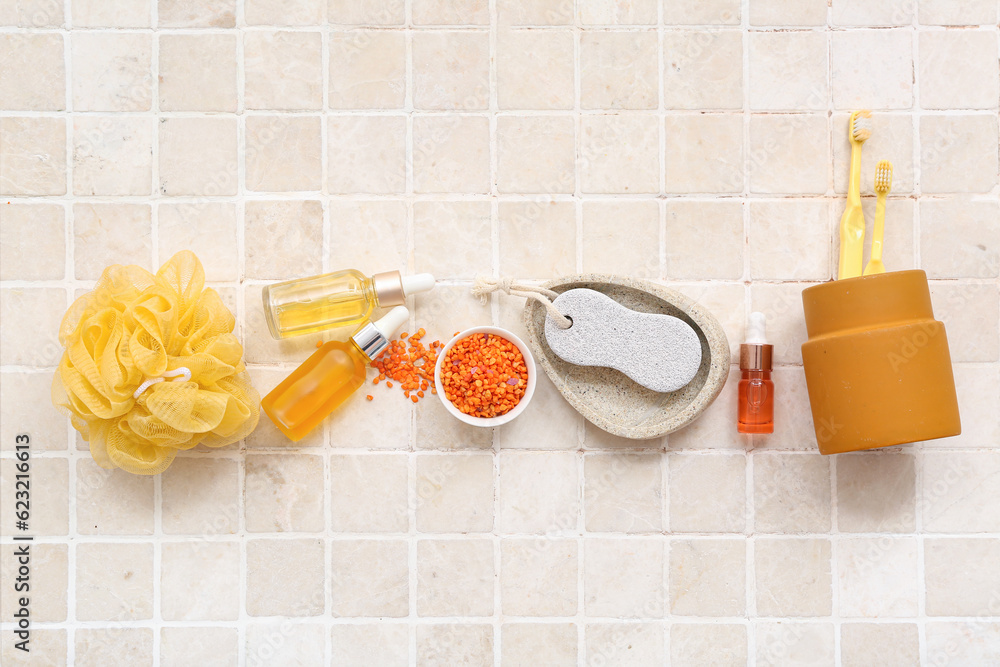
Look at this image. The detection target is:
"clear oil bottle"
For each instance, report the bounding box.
[262,269,434,339]
[261,306,409,441]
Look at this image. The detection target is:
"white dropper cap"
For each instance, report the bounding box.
[746,312,768,345]
[402,273,435,297]
[374,305,410,339]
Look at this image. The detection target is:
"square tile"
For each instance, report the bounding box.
[664,30,743,109]
[841,624,919,667]
[327,115,406,193]
[498,0,574,25]
[0,117,67,195]
[749,114,829,194]
[330,625,409,666]
[331,539,409,617]
[327,200,407,274]
[668,367,746,450]
[930,364,1000,448]
[750,200,832,280]
[158,34,237,111]
[920,115,999,193]
[76,543,153,621]
[71,32,151,111]
[670,538,745,616]
[244,199,324,279]
[749,32,828,110]
[246,116,322,191]
[498,451,580,534]
[496,115,575,193]
[72,116,152,196]
[579,0,657,24]
[161,542,240,620]
[328,0,405,25]
[246,539,325,616]
[669,453,746,532]
[245,31,322,110]
[923,452,1000,532]
[921,199,999,279]
[925,538,1000,616]
[161,628,238,667]
[246,453,324,532]
[754,453,831,533]
[413,200,492,279]
[0,288,66,368]
[417,453,494,533]
[497,30,574,109]
[832,0,913,25]
[666,0,740,23]
[76,628,153,667]
[836,452,916,532]
[671,624,747,667]
[161,458,239,534]
[0,544,67,621]
[76,459,153,534]
[73,203,151,279]
[582,201,660,276]
[755,623,834,666]
[1,372,66,454]
[73,0,150,26]
[329,31,405,109]
[928,282,999,361]
[585,538,665,617]
[837,537,918,617]
[330,453,408,532]
[413,31,490,110]
[246,0,322,23]
[926,622,1000,664]
[158,203,239,281]
[585,623,665,666]
[498,201,576,277]
[0,204,64,280]
[665,200,744,279]
[501,539,578,616]
[919,0,998,24]
[0,34,65,110]
[750,0,827,26]
[417,625,493,665]
[159,117,238,196]
[502,624,577,667]
[831,30,913,109]
[413,115,490,193]
[755,538,832,616]
[580,31,658,110]
[920,31,999,110]
[0,0,64,26]
[664,114,744,194]
[246,623,325,665]
[157,0,235,26]
[585,453,663,532]
[417,539,494,616]
[581,115,660,193]
[413,0,488,24]
[832,112,915,195]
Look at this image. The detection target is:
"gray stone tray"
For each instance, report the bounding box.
[522,274,731,440]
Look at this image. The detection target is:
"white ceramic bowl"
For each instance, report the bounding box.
[434,326,537,427]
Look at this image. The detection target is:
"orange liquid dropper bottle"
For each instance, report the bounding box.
[738,311,774,434]
[261,306,409,442]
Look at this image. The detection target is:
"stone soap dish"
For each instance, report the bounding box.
[522,274,730,440]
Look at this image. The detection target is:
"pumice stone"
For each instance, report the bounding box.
[543,288,702,393]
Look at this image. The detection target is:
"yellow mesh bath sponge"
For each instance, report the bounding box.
[52,250,260,475]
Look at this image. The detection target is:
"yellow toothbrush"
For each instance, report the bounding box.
[864,160,892,276]
[838,110,871,280]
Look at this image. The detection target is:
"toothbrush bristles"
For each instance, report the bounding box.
[874,160,893,193]
[851,110,872,142]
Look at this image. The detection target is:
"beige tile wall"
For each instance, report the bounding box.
[1,0,999,665]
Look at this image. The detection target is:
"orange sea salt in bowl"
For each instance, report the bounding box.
[434,326,537,427]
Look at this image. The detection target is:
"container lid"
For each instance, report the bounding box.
[352,306,409,360]
[372,271,435,306]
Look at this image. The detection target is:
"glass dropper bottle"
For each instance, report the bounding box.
[738,311,774,434]
[261,306,410,442]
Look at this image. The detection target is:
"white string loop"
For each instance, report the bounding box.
[133,367,193,399]
[472,276,572,329]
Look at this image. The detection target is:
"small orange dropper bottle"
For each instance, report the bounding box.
[738,311,774,434]
[261,306,409,442]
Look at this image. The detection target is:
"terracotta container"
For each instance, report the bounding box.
[800,270,961,454]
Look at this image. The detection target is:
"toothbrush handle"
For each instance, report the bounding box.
[871,193,886,262]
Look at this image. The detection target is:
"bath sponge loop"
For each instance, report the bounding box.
[472,276,572,329]
[132,367,193,399]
